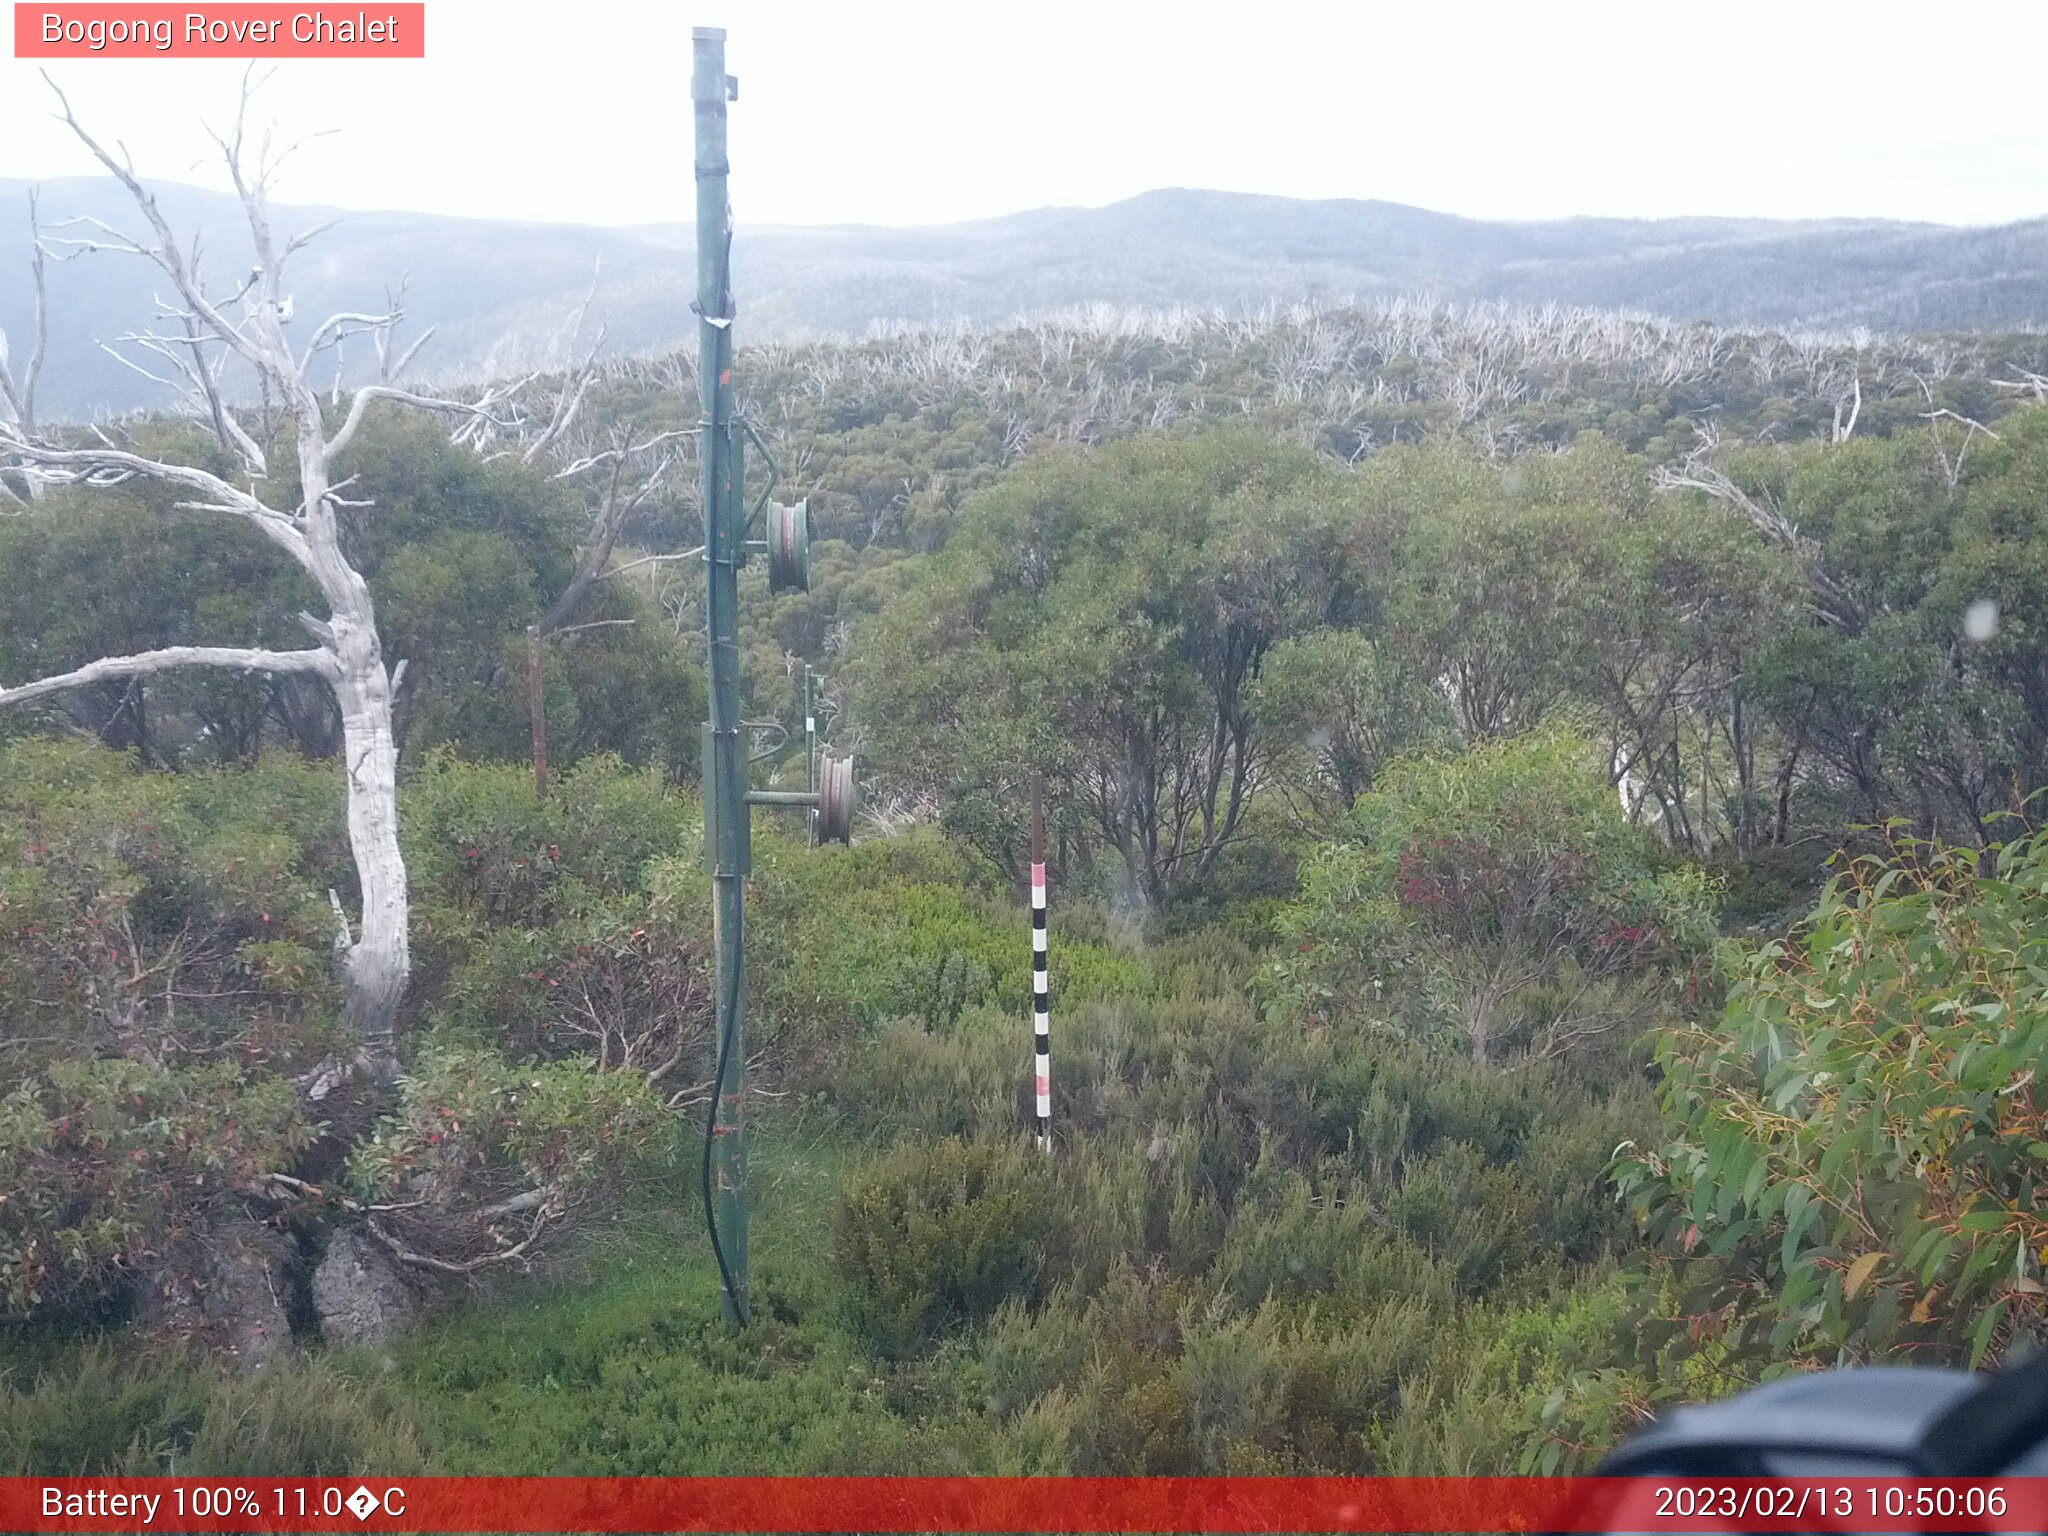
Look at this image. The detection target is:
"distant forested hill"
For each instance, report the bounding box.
[2,178,2045,417]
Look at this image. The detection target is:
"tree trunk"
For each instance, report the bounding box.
[1730,689,1756,853]
[289,308,410,1097]
[1773,741,1801,846]
[528,627,549,799]
[332,612,408,1095]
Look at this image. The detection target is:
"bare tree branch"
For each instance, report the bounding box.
[601,546,704,580]
[300,308,398,369]
[43,73,283,380]
[1654,429,1866,633]
[519,262,605,466]
[0,190,51,503]
[550,617,636,638]
[1995,369,2048,403]
[367,1211,550,1275]
[0,429,306,551]
[0,645,337,707]
[326,383,516,462]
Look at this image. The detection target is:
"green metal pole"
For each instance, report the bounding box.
[693,24,749,1326]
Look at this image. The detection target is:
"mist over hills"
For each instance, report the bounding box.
[2,177,2044,419]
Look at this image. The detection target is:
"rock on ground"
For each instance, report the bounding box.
[134,1217,297,1369]
[311,1227,417,1346]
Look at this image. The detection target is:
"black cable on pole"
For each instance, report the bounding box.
[700,948,749,1326]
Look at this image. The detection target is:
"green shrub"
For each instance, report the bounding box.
[835,1136,1056,1356]
[1272,731,1717,1062]
[836,1011,1027,1139]
[0,739,345,1066]
[1703,839,1834,930]
[341,1034,675,1272]
[1212,1154,1452,1319]
[1620,823,2048,1371]
[431,907,711,1073]
[0,741,345,1318]
[740,827,1152,1041]
[1384,1140,1547,1295]
[0,1060,312,1317]
[1369,1278,1639,1475]
[404,749,690,931]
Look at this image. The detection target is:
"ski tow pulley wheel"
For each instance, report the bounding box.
[816,752,857,844]
[767,499,811,594]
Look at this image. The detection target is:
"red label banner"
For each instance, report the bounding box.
[14,4,425,57]
[2,1476,2046,1533]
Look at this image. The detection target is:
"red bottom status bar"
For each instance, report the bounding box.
[7,1476,2048,1533]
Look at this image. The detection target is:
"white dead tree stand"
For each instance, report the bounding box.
[0,78,511,1097]
[525,412,695,798]
[0,189,49,503]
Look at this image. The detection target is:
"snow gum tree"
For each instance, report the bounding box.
[0,80,518,1096]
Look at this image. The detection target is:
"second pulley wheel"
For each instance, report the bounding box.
[815,751,856,844]
[767,499,810,594]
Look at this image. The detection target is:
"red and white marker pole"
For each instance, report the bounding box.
[1030,771,1051,1152]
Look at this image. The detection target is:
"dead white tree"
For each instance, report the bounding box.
[1653,425,1866,635]
[1831,373,1861,444]
[523,420,692,795]
[1995,369,2048,404]
[1920,401,1999,490]
[491,284,698,797]
[0,189,50,504]
[0,77,514,1096]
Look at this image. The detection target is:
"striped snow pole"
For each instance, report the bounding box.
[804,669,818,846]
[1030,771,1051,1151]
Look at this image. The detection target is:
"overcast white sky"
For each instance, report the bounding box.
[4,0,2047,229]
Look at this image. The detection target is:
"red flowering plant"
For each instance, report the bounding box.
[1272,731,1716,1062]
